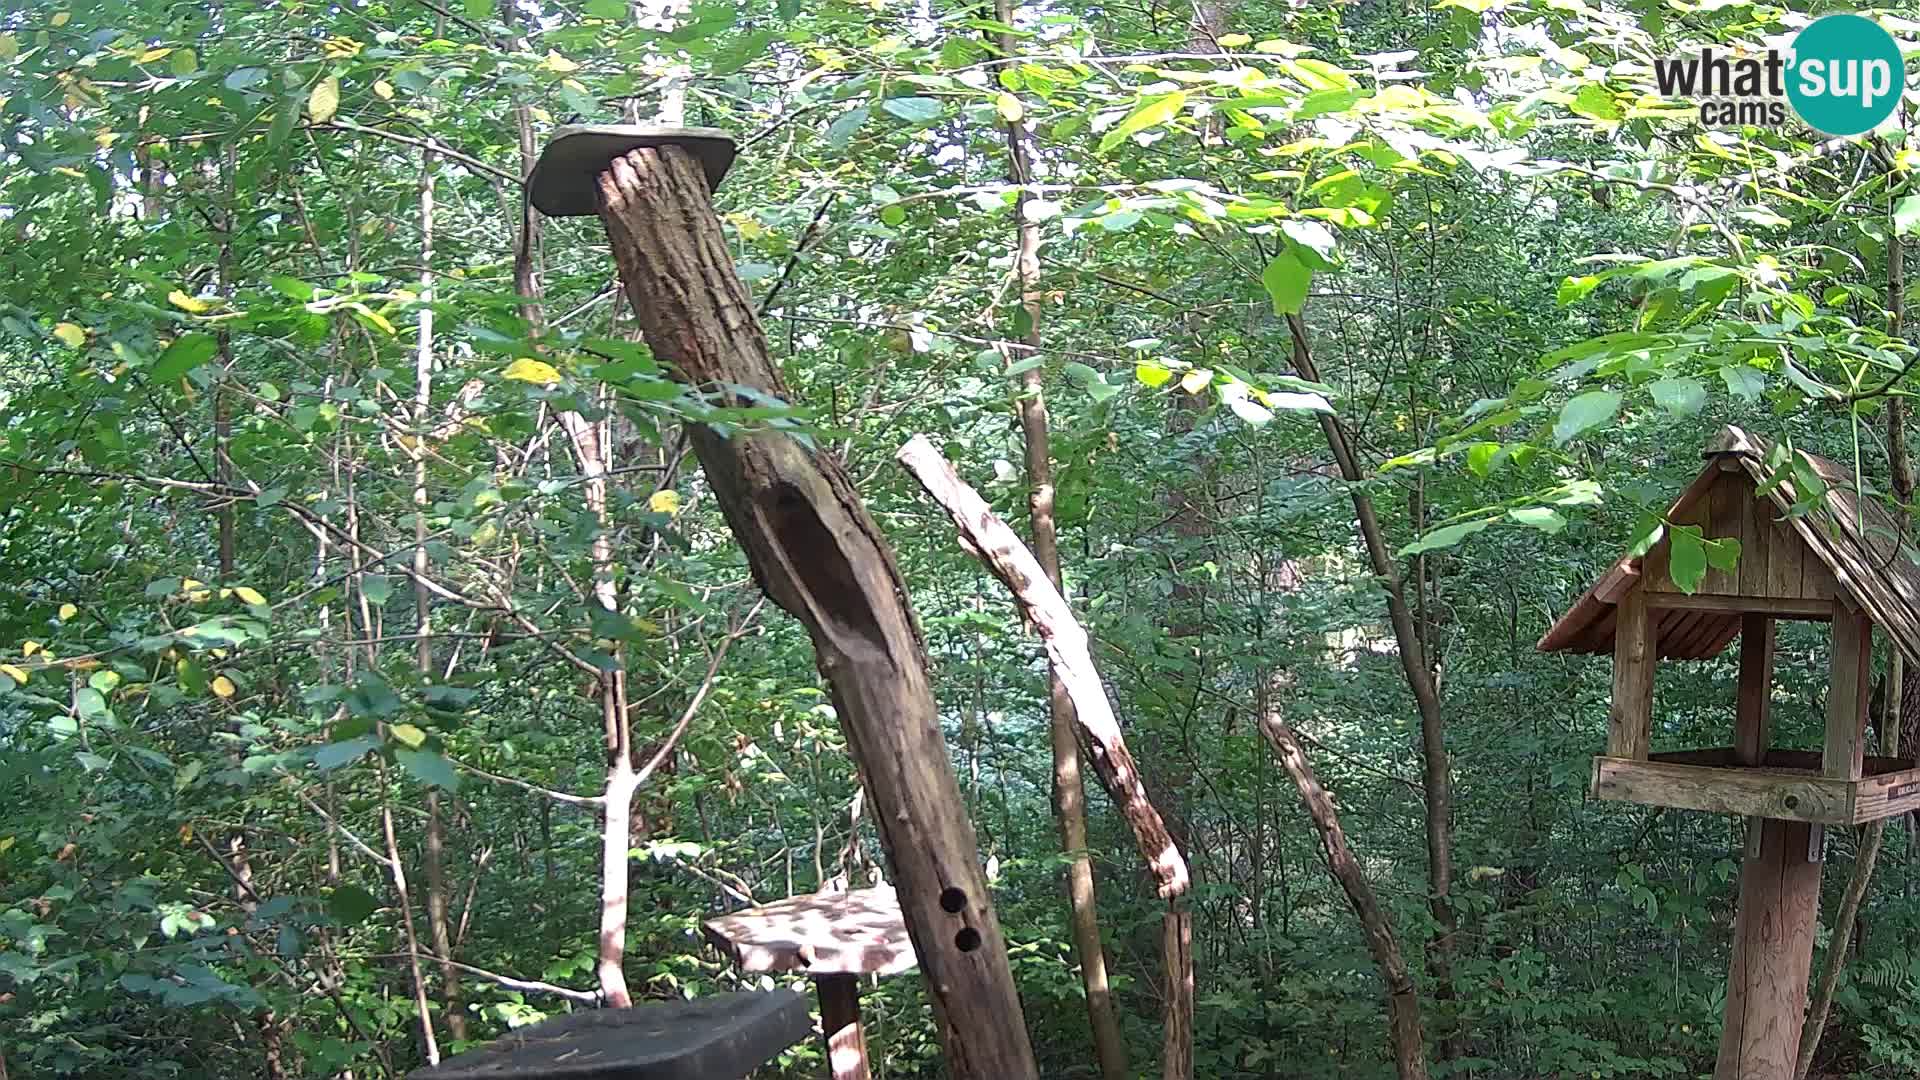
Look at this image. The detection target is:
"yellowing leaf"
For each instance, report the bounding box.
[1180,369,1213,394]
[59,603,78,621]
[995,92,1023,122]
[392,722,427,749]
[1136,362,1173,388]
[21,641,41,658]
[308,74,341,124]
[372,79,394,100]
[51,11,70,26]
[136,47,172,62]
[0,33,18,59]
[541,50,580,73]
[234,586,267,606]
[502,357,561,385]
[53,322,86,347]
[0,664,26,686]
[1217,32,1252,47]
[179,824,193,844]
[648,490,682,516]
[167,290,209,313]
[210,675,236,699]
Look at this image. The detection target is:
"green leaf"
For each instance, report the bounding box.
[313,734,379,770]
[1570,83,1621,122]
[1553,390,1620,445]
[1705,537,1741,572]
[151,335,219,381]
[270,275,315,301]
[360,575,393,606]
[1668,525,1707,594]
[74,687,109,721]
[396,749,461,791]
[1557,275,1601,305]
[1280,221,1338,268]
[585,0,625,15]
[1508,507,1567,534]
[1896,195,1920,236]
[327,884,380,926]
[170,48,198,76]
[1648,377,1704,416]
[827,106,869,149]
[1098,91,1186,153]
[880,96,943,123]
[1719,365,1766,401]
[224,67,269,91]
[1398,519,1492,557]
[1261,250,1311,315]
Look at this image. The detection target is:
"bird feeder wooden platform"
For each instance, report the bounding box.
[407,988,809,1079]
[1539,425,1920,1079]
[704,888,915,1080]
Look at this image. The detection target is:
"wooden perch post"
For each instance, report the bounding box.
[705,888,918,1080]
[897,434,1191,899]
[528,128,1037,1078]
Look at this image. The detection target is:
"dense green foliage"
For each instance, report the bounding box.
[5,0,1920,1075]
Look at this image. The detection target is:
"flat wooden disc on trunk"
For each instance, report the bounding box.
[527,125,737,217]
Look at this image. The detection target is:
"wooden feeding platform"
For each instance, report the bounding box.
[1593,748,1920,824]
[1539,426,1920,1080]
[407,988,810,1079]
[703,887,915,1080]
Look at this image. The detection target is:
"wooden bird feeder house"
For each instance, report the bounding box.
[1539,425,1920,1078]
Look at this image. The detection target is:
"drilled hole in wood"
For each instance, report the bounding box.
[939,887,966,914]
[1784,795,1800,809]
[954,927,982,953]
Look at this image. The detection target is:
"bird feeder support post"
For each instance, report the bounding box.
[816,974,870,1080]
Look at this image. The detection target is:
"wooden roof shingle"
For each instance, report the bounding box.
[1537,426,1920,665]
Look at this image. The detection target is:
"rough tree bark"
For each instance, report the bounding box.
[896,435,1191,899]
[592,145,1038,1078]
[1288,310,1456,1050]
[989,5,1128,1073]
[1258,685,1429,1079]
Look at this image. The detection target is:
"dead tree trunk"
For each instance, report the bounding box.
[591,145,1037,1078]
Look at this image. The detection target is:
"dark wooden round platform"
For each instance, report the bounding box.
[407,989,809,1079]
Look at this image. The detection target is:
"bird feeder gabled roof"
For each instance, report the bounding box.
[1537,426,1920,667]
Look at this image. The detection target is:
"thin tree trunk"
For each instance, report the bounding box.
[1162,909,1193,1080]
[493,12,638,1007]
[990,6,1126,1075]
[380,777,442,1067]
[1286,310,1456,1049]
[1257,685,1429,1079]
[411,141,467,1043]
[1795,188,1909,1080]
[593,145,1039,1077]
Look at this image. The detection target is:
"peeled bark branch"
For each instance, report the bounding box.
[897,434,1191,899]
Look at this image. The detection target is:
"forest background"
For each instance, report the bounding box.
[5,0,1920,1076]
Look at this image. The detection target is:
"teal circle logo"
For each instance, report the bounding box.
[1786,14,1905,136]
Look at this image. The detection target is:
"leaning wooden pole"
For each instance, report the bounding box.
[544,135,1037,1077]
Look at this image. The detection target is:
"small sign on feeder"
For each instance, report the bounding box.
[1538,425,1920,1078]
